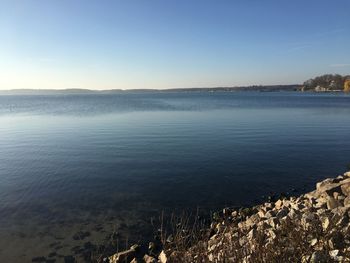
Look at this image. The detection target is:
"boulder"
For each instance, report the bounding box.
[159,251,167,263]
[344,171,350,177]
[341,183,350,196]
[327,197,341,210]
[245,214,260,227]
[316,178,337,192]
[275,199,283,210]
[344,196,350,207]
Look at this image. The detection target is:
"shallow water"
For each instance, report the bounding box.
[1,92,350,262]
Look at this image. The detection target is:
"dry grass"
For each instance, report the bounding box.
[157,209,350,262]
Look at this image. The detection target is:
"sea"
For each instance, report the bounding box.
[1,91,350,262]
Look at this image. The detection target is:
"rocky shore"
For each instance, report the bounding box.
[104,171,350,263]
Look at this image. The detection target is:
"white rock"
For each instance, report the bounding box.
[321,216,330,231]
[329,250,339,258]
[310,238,318,246]
[275,199,283,209]
[159,251,167,263]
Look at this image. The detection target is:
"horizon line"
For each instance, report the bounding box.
[0,84,301,92]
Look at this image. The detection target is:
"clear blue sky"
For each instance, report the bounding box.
[0,0,349,90]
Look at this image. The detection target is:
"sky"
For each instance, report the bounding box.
[0,0,349,90]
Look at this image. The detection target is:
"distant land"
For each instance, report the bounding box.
[0,85,301,95]
[1,74,349,95]
[302,74,350,92]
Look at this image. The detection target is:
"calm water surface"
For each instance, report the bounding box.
[1,92,350,262]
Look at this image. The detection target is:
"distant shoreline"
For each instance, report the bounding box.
[0,85,302,95]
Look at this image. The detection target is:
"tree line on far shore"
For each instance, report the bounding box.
[303,74,350,92]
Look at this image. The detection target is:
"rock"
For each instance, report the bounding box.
[310,251,328,263]
[321,216,330,231]
[336,214,349,227]
[159,251,167,263]
[330,208,349,229]
[267,229,276,239]
[291,202,305,210]
[266,217,279,228]
[143,254,157,263]
[108,245,140,263]
[283,200,291,208]
[329,250,339,258]
[264,202,273,210]
[130,244,140,252]
[264,210,276,219]
[276,207,289,219]
[301,211,315,225]
[247,229,257,240]
[315,196,328,208]
[257,210,265,218]
[288,208,301,220]
[301,255,311,263]
[344,196,350,207]
[327,197,341,209]
[256,220,269,231]
[275,199,283,209]
[239,236,248,246]
[245,214,260,227]
[310,238,318,246]
[316,178,335,191]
